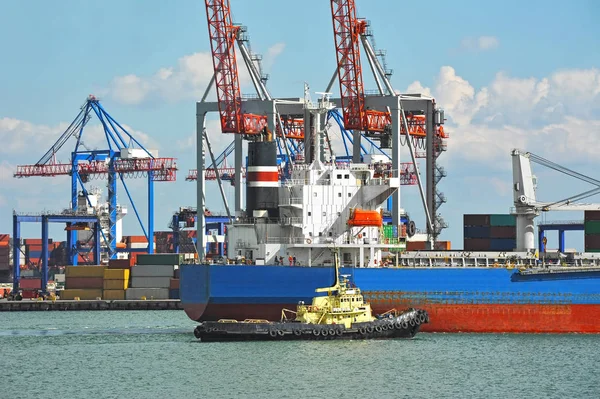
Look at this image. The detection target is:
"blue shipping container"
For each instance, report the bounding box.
[464,226,491,238]
[169,289,180,299]
[489,238,516,251]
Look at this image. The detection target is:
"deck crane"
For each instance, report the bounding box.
[13,95,177,261]
[327,0,449,246]
[512,149,600,252]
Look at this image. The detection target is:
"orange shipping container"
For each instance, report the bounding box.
[0,234,10,243]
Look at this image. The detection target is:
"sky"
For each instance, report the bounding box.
[0,0,599,251]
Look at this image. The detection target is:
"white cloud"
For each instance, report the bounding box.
[263,43,286,71]
[460,36,499,52]
[407,67,600,169]
[0,116,159,160]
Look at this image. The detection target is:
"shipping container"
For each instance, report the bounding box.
[103,279,129,290]
[65,266,106,278]
[489,214,516,227]
[584,210,600,221]
[65,277,104,289]
[169,289,180,299]
[463,214,490,227]
[125,288,169,300]
[0,234,9,243]
[103,269,130,280]
[464,226,491,238]
[130,276,172,288]
[19,278,42,290]
[434,241,451,250]
[169,278,180,289]
[463,238,491,251]
[489,226,516,239]
[584,221,600,235]
[136,254,183,266]
[103,289,126,300]
[406,241,427,251]
[108,259,132,269]
[174,268,180,279]
[489,238,516,251]
[131,264,175,277]
[60,289,103,300]
[584,234,600,250]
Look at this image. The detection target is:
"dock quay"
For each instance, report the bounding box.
[0,299,182,312]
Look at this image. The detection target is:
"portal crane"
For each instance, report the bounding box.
[511,149,600,252]
[328,0,448,246]
[14,95,177,261]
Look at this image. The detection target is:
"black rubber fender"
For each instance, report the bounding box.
[269,329,278,337]
[401,321,409,329]
[375,325,383,333]
[358,327,367,335]
[419,314,427,323]
[394,321,403,330]
[328,329,336,336]
[313,329,321,336]
[335,328,343,336]
[277,330,284,336]
[293,329,302,336]
[366,325,374,333]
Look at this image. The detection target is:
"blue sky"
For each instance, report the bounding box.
[1,0,599,251]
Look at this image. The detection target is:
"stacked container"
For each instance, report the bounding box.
[127,254,181,300]
[0,234,9,277]
[584,211,600,252]
[61,266,105,300]
[103,268,130,300]
[464,214,516,251]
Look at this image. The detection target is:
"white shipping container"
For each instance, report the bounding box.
[131,264,174,277]
[126,288,169,300]
[131,276,172,288]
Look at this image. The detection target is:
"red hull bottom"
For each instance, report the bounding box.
[190,303,600,333]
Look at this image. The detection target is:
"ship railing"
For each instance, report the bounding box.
[266,236,307,244]
[280,197,303,205]
[280,217,302,225]
[282,179,309,187]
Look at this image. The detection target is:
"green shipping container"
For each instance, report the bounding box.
[382,225,394,239]
[584,221,600,235]
[136,254,184,266]
[490,214,516,227]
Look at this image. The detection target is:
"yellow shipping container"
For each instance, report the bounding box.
[103,289,126,300]
[103,269,130,280]
[103,279,129,290]
[65,266,106,278]
[60,289,103,300]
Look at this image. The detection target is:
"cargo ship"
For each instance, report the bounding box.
[180,116,600,333]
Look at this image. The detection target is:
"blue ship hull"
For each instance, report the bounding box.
[180,264,600,333]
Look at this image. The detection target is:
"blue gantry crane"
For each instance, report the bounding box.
[14,95,178,264]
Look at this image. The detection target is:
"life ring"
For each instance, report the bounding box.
[358,233,363,239]
[306,238,312,244]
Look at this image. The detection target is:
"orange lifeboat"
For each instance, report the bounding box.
[348,209,383,227]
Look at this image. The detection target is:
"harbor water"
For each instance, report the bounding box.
[2,311,598,398]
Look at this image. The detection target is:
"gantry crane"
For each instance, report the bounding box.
[14,95,177,262]
[327,0,449,245]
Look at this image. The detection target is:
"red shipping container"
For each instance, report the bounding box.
[66,277,104,289]
[0,246,9,254]
[20,278,42,290]
[490,226,516,239]
[169,278,180,289]
[406,241,427,251]
[108,259,132,269]
[434,241,451,250]
[585,211,600,221]
[584,234,600,250]
[464,238,491,251]
[21,290,40,299]
[27,245,43,252]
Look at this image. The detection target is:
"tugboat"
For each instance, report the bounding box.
[193,250,429,342]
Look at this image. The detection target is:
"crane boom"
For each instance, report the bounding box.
[331,0,367,131]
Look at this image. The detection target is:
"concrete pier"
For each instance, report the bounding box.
[0,299,182,312]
